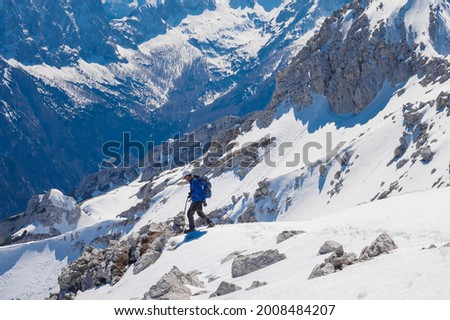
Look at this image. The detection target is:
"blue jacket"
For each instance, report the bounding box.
[189,177,206,202]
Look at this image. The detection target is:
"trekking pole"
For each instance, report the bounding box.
[183,197,189,216]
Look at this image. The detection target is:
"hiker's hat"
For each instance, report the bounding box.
[182,170,191,178]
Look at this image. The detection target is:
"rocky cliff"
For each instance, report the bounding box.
[269,0,450,115]
[0,189,85,245]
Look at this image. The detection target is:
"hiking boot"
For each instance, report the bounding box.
[207,222,215,228]
[184,228,196,234]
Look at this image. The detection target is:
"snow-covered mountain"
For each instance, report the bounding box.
[0,0,348,219]
[2,0,450,300]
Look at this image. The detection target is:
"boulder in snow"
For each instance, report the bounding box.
[435,91,450,111]
[221,250,246,264]
[246,281,268,291]
[359,233,397,261]
[238,202,257,223]
[210,281,242,298]
[276,230,305,244]
[419,146,434,162]
[309,246,357,279]
[133,250,161,274]
[309,263,336,279]
[144,266,204,300]
[231,249,286,278]
[318,240,343,255]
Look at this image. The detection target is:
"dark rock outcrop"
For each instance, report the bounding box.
[0,189,82,246]
[231,249,286,278]
[246,281,268,291]
[317,240,343,255]
[210,281,242,298]
[144,266,204,300]
[309,245,357,279]
[276,230,305,244]
[359,232,397,261]
[309,233,398,279]
[57,221,177,299]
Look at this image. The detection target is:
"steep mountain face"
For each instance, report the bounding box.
[0,0,117,66]
[0,0,349,219]
[0,0,153,219]
[2,0,450,301]
[0,189,93,246]
[270,0,450,114]
[0,56,155,219]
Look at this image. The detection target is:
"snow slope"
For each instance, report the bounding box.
[3,185,450,299]
[97,72,450,232]
[77,187,450,300]
[0,218,135,299]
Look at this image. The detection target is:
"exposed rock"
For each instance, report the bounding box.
[133,251,162,274]
[359,233,397,261]
[231,250,286,278]
[413,122,429,148]
[276,230,305,244]
[47,293,59,300]
[377,181,400,200]
[197,204,234,226]
[254,179,271,202]
[334,171,342,180]
[172,212,186,231]
[325,248,357,269]
[118,200,151,222]
[138,180,170,201]
[318,240,343,255]
[75,167,139,201]
[0,189,83,246]
[221,251,247,264]
[404,112,422,128]
[396,158,409,169]
[210,281,242,298]
[58,221,176,299]
[338,152,352,166]
[319,165,328,177]
[309,263,336,279]
[394,144,406,158]
[269,1,415,115]
[419,146,434,162]
[139,116,245,183]
[443,242,450,248]
[309,245,357,279]
[238,202,257,223]
[422,244,437,250]
[436,91,450,111]
[208,275,220,283]
[246,281,268,291]
[214,136,275,179]
[144,266,204,300]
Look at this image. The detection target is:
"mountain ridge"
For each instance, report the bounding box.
[2,0,450,300]
[0,0,348,218]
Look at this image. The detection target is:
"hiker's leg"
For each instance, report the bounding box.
[195,202,212,224]
[187,203,197,230]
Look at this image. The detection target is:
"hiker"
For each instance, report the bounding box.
[183,170,214,233]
